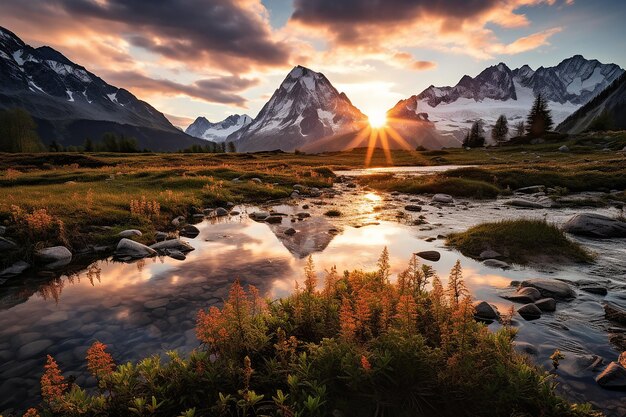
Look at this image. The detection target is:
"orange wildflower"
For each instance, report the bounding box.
[40,355,67,407]
[339,297,357,341]
[86,341,115,378]
[22,408,40,417]
[360,355,372,371]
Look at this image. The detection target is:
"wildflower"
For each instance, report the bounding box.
[339,297,357,341]
[40,355,67,408]
[303,255,317,294]
[196,306,227,351]
[22,408,40,417]
[447,260,468,307]
[243,356,254,390]
[86,341,115,379]
[360,355,372,372]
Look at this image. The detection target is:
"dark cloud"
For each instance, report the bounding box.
[103,71,259,106]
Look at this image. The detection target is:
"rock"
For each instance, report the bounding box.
[415,251,440,262]
[179,225,200,238]
[166,250,186,261]
[558,145,569,152]
[264,215,282,224]
[518,303,542,320]
[172,216,186,227]
[251,178,262,184]
[506,199,546,209]
[150,239,194,253]
[563,213,626,238]
[155,231,168,241]
[479,249,501,259]
[290,191,300,198]
[284,228,296,236]
[474,301,499,320]
[515,185,545,194]
[504,287,542,304]
[520,279,576,299]
[596,362,626,390]
[534,298,556,312]
[432,194,454,204]
[580,286,608,296]
[0,225,5,235]
[215,207,229,217]
[35,246,72,268]
[0,261,30,279]
[293,184,304,190]
[512,341,538,355]
[604,303,626,325]
[18,339,54,360]
[0,237,18,251]
[302,204,309,209]
[297,212,311,219]
[404,205,422,212]
[250,211,270,221]
[118,229,142,238]
[115,239,157,259]
[346,183,357,188]
[483,259,510,269]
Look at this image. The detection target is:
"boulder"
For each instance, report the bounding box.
[483,259,510,269]
[580,286,608,296]
[0,237,18,252]
[563,213,626,238]
[432,194,454,204]
[415,251,441,262]
[118,229,142,238]
[35,246,72,268]
[604,303,626,325]
[215,207,229,217]
[558,145,569,152]
[479,249,501,259]
[250,212,270,221]
[180,225,200,238]
[404,205,422,212]
[474,301,499,320]
[166,250,186,261]
[596,362,626,390]
[171,216,186,227]
[115,239,156,259]
[504,287,542,304]
[518,303,542,320]
[150,239,194,253]
[0,261,30,279]
[520,279,576,299]
[506,199,546,209]
[534,298,556,312]
[155,231,168,242]
[265,216,283,224]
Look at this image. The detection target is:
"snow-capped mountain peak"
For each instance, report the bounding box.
[185,114,252,142]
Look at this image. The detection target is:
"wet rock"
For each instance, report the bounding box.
[415,251,440,262]
[302,204,309,209]
[580,286,608,296]
[215,207,229,217]
[172,216,186,227]
[155,231,168,241]
[18,339,53,360]
[250,211,270,221]
[563,213,626,238]
[179,225,200,238]
[534,298,556,312]
[115,239,157,259]
[506,199,546,209]
[150,239,194,253]
[0,225,6,235]
[346,183,357,188]
[265,216,283,224]
[515,185,545,194]
[479,249,501,259]
[35,246,72,268]
[518,303,542,320]
[166,250,186,261]
[503,287,542,304]
[604,303,626,325]
[432,194,454,204]
[0,261,30,279]
[483,259,510,269]
[291,191,300,198]
[596,362,626,390]
[0,237,18,252]
[474,301,499,320]
[297,212,311,219]
[404,204,422,212]
[520,279,576,299]
[118,229,142,238]
[513,341,538,355]
[284,228,296,236]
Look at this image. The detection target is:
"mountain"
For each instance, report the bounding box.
[185,114,252,142]
[228,66,368,152]
[557,72,626,133]
[0,26,204,151]
[389,55,624,141]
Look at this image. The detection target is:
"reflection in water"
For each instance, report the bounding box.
[0,188,625,415]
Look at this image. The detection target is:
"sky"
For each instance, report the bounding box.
[1,0,625,128]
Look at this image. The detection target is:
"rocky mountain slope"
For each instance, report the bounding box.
[0,26,204,151]
[185,114,252,143]
[228,66,368,152]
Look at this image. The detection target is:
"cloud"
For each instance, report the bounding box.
[497,27,563,54]
[393,53,437,71]
[102,71,259,107]
[164,113,195,129]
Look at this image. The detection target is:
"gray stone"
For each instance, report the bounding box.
[604,303,626,325]
[35,246,72,268]
[171,216,186,227]
[166,250,186,261]
[144,298,169,309]
[250,211,270,220]
[179,225,200,238]
[118,229,142,238]
[474,301,499,320]
[504,287,542,304]
[515,185,545,194]
[520,279,576,299]
[558,145,569,152]
[150,239,194,253]
[265,215,283,224]
[115,238,157,259]
[215,207,229,217]
[415,251,440,262]
[404,204,422,212]
[251,178,262,184]
[518,303,542,320]
[297,212,311,218]
[155,231,168,241]
[483,259,510,269]
[432,194,454,204]
[18,339,54,360]
[506,199,546,209]
[284,228,296,236]
[0,261,30,278]
[534,298,556,312]
[581,286,608,296]
[563,213,626,238]
[596,362,626,390]
[479,249,501,259]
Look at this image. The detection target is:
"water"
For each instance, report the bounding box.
[0,176,625,415]
[334,164,475,176]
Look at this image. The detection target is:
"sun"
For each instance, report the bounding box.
[368,110,387,128]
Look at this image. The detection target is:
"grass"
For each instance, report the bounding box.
[359,174,502,199]
[446,219,593,265]
[27,254,601,417]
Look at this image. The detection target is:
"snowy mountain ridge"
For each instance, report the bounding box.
[185,114,252,142]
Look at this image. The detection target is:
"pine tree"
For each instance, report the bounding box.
[226,141,236,153]
[446,260,467,307]
[526,94,553,137]
[514,121,525,137]
[491,114,509,144]
[0,108,44,152]
[466,119,485,148]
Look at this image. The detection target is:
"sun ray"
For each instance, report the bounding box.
[364,128,378,167]
[378,129,393,164]
[345,126,372,150]
[385,125,413,151]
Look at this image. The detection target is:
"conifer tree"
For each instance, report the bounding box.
[526,94,553,137]
[491,114,509,144]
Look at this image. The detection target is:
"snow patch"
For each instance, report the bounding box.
[66,90,74,102]
[46,60,92,82]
